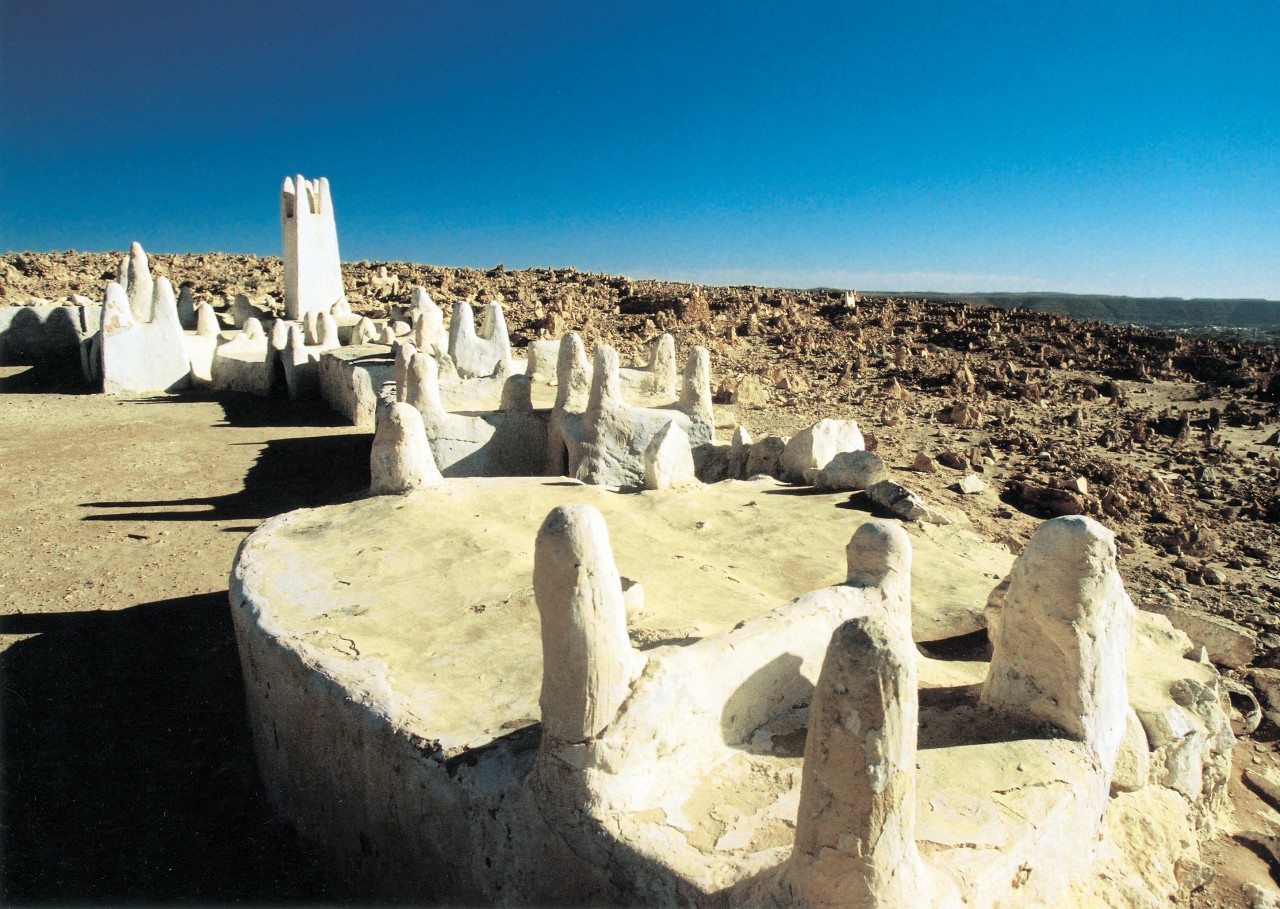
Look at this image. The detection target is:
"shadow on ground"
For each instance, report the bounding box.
[0,594,352,904]
[80,392,371,527]
[129,391,357,430]
[80,430,372,527]
[0,359,94,395]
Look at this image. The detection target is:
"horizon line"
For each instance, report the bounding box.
[5,246,1280,306]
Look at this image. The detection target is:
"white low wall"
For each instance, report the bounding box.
[0,304,101,364]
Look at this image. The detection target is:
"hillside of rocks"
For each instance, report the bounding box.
[6,247,1280,692]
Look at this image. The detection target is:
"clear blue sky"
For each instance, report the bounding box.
[2,1,1277,298]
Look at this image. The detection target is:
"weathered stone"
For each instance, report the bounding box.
[1010,480,1088,517]
[1111,708,1151,794]
[176,285,197,329]
[1144,603,1256,668]
[183,301,222,385]
[354,316,379,345]
[955,473,987,495]
[1249,668,1280,727]
[569,345,712,487]
[449,300,511,379]
[414,288,450,355]
[1245,768,1280,813]
[943,401,982,426]
[393,340,416,402]
[727,425,752,479]
[231,293,272,329]
[281,315,339,401]
[210,316,276,396]
[404,352,547,477]
[982,515,1133,771]
[643,421,697,490]
[369,402,442,495]
[729,374,768,407]
[120,241,154,322]
[618,333,677,399]
[0,304,97,365]
[534,504,642,743]
[866,479,951,525]
[937,449,969,470]
[744,435,787,479]
[99,274,192,395]
[812,450,887,490]
[1243,882,1280,909]
[525,336,561,385]
[318,345,396,428]
[230,481,1229,906]
[779,418,864,482]
[787,613,926,907]
[912,452,938,473]
[677,346,714,445]
[844,519,912,597]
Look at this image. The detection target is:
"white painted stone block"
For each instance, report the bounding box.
[780,418,865,482]
[982,515,1134,772]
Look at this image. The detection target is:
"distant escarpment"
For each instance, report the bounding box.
[886,291,1280,331]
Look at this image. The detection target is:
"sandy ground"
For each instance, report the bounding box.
[0,360,359,903]
[1,356,1277,906]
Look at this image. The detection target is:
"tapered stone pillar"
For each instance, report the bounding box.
[790,612,924,908]
[370,402,441,495]
[981,515,1133,770]
[534,504,637,743]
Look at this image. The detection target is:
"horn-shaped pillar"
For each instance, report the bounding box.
[679,346,714,444]
[411,288,447,355]
[587,345,623,413]
[369,402,442,495]
[195,302,220,337]
[554,332,592,413]
[394,340,418,402]
[647,334,677,397]
[404,351,446,426]
[534,504,638,744]
[845,520,912,610]
[789,611,925,907]
[122,241,153,322]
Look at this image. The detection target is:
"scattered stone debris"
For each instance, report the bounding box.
[865,479,951,524]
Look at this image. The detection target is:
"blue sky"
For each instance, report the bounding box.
[2,1,1278,298]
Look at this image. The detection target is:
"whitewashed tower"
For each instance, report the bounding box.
[281,175,346,321]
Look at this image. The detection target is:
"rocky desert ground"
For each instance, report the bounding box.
[3,250,1280,906]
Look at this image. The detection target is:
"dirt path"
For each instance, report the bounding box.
[0,361,371,903]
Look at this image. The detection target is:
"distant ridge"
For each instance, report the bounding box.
[874,291,1280,330]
